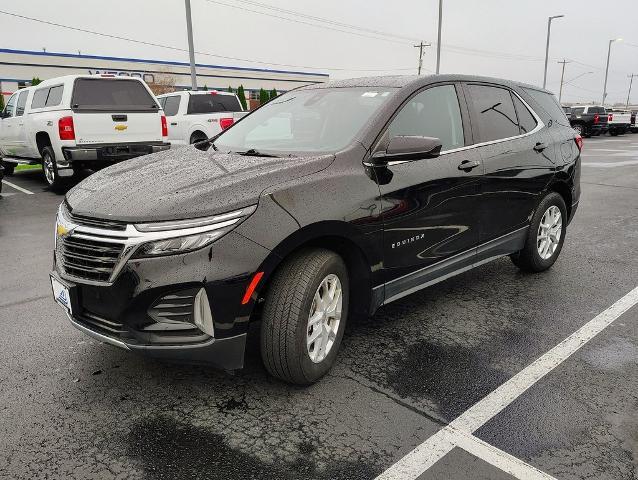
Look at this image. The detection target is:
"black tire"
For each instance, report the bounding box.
[260,248,349,385]
[572,124,584,136]
[510,192,567,273]
[610,128,618,136]
[41,146,64,191]
[189,132,208,144]
[1,160,15,176]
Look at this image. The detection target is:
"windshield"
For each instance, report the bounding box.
[213,87,397,154]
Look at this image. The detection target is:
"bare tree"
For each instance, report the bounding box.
[147,72,176,96]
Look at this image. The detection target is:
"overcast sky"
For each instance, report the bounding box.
[2,0,637,104]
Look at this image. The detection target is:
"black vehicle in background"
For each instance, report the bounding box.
[50,75,581,385]
[565,105,608,137]
[630,111,637,133]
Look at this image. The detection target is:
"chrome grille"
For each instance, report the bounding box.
[67,211,127,231]
[60,236,125,282]
[78,311,127,336]
[147,289,198,325]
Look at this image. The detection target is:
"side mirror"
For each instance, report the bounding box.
[371,136,442,164]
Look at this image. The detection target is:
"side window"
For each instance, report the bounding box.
[467,84,520,142]
[4,93,18,117]
[16,90,29,116]
[521,88,569,126]
[387,84,464,151]
[45,85,63,107]
[157,97,166,109]
[32,88,48,109]
[163,96,181,117]
[572,107,585,115]
[512,95,538,134]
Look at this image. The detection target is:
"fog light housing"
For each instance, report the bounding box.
[193,288,214,337]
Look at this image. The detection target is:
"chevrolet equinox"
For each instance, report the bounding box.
[51,75,581,385]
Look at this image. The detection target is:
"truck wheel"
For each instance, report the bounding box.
[1,161,15,176]
[41,146,64,191]
[610,129,618,136]
[510,192,567,273]
[260,249,349,385]
[190,132,208,144]
[573,124,588,137]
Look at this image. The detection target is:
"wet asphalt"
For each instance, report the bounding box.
[1,134,637,479]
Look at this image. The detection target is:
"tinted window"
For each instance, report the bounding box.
[45,85,63,107]
[72,78,158,111]
[16,90,29,116]
[4,93,17,117]
[467,85,520,142]
[589,106,606,114]
[522,88,569,126]
[187,94,242,114]
[572,107,585,115]
[215,87,397,154]
[163,96,181,116]
[512,95,538,134]
[32,89,48,109]
[388,85,464,150]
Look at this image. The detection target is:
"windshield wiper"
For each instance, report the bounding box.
[236,149,280,158]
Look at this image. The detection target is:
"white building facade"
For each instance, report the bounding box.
[0,48,328,101]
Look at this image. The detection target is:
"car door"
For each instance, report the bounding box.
[12,90,30,157]
[0,92,19,156]
[374,83,483,302]
[464,83,553,252]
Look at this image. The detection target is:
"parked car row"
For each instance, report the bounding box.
[0,75,246,190]
[563,104,635,137]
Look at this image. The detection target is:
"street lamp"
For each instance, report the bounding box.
[602,38,622,105]
[435,0,443,74]
[543,15,564,89]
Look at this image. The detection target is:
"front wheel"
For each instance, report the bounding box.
[260,249,349,385]
[511,192,567,272]
[1,160,15,176]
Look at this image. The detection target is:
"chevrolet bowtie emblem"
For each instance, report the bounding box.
[114,125,128,131]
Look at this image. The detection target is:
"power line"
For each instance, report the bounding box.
[0,9,416,72]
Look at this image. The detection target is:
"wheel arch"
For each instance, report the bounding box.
[255,221,378,320]
[35,131,52,155]
[189,129,208,144]
[547,179,572,219]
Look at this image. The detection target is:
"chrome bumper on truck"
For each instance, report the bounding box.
[62,142,171,162]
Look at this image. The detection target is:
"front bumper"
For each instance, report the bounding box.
[52,231,273,369]
[61,142,170,163]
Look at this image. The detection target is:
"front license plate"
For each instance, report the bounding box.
[51,275,73,315]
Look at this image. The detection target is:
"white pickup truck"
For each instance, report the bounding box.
[606,109,632,136]
[156,90,247,146]
[0,75,170,189]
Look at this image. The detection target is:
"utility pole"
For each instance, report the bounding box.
[435,0,443,74]
[414,41,431,75]
[626,74,637,109]
[557,59,571,103]
[184,0,198,91]
[543,15,564,89]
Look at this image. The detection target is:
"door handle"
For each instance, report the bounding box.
[171,122,178,126]
[533,142,547,152]
[457,160,480,171]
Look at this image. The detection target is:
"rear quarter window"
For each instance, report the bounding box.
[187,94,242,114]
[71,78,158,112]
[522,88,570,126]
[31,89,48,109]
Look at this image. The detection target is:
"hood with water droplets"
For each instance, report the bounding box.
[66,146,334,222]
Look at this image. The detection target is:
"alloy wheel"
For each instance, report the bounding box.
[306,273,342,363]
[537,206,562,260]
[43,153,55,185]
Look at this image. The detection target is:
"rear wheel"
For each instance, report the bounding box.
[1,161,15,176]
[260,249,349,385]
[189,131,208,144]
[511,192,567,272]
[41,146,64,191]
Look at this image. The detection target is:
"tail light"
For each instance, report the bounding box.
[219,117,234,130]
[608,113,613,122]
[58,116,75,141]
[161,115,168,137]
[575,134,583,152]
[593,113,599,124]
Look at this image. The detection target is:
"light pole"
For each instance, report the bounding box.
[184,0,198,91]
[626,74,637,109]
[602,38,622,105]
[543,15,564,89]
[414,41,431,75]
[557,59,571,103]
[435,0,443,74]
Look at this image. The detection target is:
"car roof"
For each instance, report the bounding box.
[34,75,145,88]
[157,90,237,98]
[299,74,553,95]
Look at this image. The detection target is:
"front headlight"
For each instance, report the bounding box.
[132,205,256,258]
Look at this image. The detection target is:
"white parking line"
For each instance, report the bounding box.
[376,285,638,480]
[582,160,638,168]
[2,180,34,194]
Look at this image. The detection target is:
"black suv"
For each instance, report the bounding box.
[50,75,581,385]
